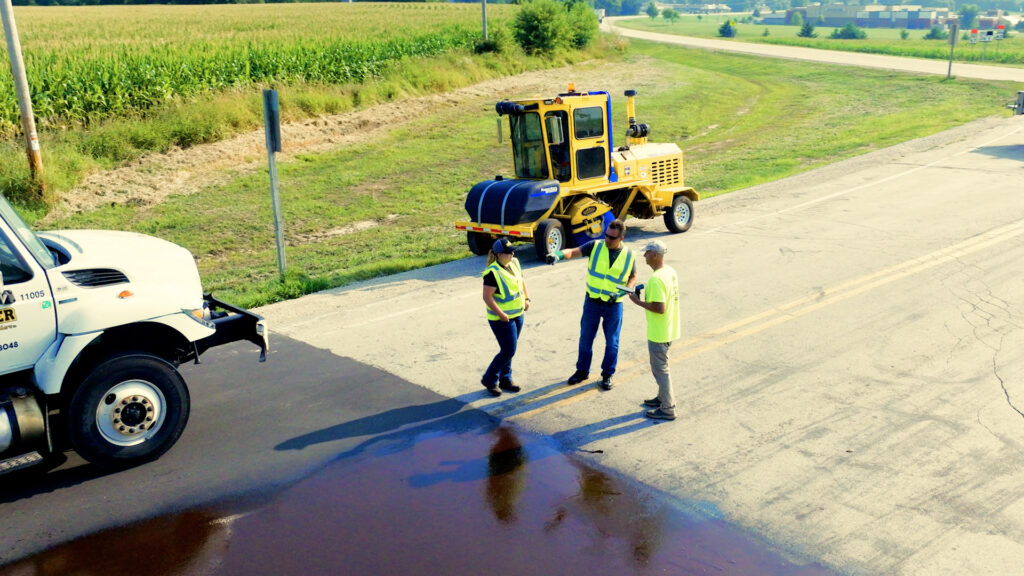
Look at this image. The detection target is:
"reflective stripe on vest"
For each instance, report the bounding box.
[484,259,524,320]
[585,241,633,302]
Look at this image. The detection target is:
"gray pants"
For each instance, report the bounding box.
[648,340,675,415]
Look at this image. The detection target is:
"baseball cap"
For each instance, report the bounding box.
[492,238,516,254]
[643,239,667,255]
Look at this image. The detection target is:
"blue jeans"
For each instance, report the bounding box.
[483,314,525,386]
[576,297,622,377]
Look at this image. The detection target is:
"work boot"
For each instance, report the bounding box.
[567,370,589,385]
[482,379,502,397]
[642,397,661,407]
[498,379,521,393]
[644,408,676,421]
[600,373,614,391]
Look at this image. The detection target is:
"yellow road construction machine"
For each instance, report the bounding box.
[455,86,699,259]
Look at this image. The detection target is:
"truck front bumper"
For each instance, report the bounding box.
[196,294,269,362]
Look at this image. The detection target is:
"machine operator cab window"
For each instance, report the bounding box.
[510,113,549,180]
[545,111,571,182]
[572,106,607,180]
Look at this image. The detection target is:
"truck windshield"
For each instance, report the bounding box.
[509,113,549,180]
[0,195,56,268]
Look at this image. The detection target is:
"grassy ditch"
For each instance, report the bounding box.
[620,15,1024,66]
[39,40,1019,308]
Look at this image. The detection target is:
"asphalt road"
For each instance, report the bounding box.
[262,113,1024,575]
[2,35,1023,576]
[0,337,460,564]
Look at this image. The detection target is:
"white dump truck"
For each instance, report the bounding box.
[0,193,267,474]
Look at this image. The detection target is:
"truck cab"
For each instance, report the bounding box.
[0,194,267,474]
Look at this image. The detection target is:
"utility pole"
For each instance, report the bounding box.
[481,0,488,42]
[0,0,42,185]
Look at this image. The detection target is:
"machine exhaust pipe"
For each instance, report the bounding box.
[624,90,650,142]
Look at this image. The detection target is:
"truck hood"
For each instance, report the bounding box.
[39,230,206,333]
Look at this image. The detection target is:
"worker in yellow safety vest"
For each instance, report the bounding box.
[481,238,530,397]
[545,219,637,390]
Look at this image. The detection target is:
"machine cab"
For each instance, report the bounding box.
[498,87,613,187]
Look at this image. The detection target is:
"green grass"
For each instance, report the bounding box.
[39,40,1018,308]
[620,14,1024,66]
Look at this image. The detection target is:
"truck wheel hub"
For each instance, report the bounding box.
[96,380,166,447]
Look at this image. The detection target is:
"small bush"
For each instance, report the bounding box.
[900,29,910,40]
[475,26,516,54]
[513,0,571,54]
[718,20,737,37]
[798,21,817,38]
[830,23,867,39]
[565,1,600,48]
[923,25,948,40]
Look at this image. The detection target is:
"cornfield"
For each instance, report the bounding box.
[0,3,506,136]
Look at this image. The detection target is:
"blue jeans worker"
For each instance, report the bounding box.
[481,238,530,397]
[628,239,680,420]
[545,219,636,390]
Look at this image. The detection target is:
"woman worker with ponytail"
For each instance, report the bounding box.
[481,238,530,397]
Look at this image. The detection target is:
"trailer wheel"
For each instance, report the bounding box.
[467,232,491,256]
[535,219,565,259]
[67,353,190,469]
[664,195,694,233]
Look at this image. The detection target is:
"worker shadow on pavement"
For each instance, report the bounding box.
[482,380,608,419]
[971,144,1024,162]
[275,397,469,453]
[551,412,656,452]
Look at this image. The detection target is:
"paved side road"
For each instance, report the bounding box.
[261,114,1024,575]
[603,18,1024,84]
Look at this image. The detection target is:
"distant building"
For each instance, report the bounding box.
[669,3,733,14]
[767,4,954,29]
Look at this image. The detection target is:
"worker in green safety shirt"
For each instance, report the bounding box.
[628,239,680,420]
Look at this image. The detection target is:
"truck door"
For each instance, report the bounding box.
[571,105,608,181]
[0,225,57,373]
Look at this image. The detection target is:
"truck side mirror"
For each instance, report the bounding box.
[545,116,564,146]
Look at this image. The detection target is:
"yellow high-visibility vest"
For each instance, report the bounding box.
[483,259,525,320]
[585,242,633,303]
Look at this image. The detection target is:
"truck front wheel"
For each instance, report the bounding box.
[664,195,694,233]
[535,219,565,260]
[67,354,190,469]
